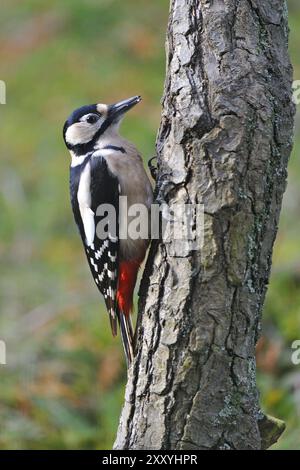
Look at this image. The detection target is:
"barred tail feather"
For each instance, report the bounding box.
[105,297,118,337]
[118,312,134,366]
[108,312,118,337]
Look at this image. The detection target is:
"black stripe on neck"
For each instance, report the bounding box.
[103,145,126,154]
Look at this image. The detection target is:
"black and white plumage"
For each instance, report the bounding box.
[63,96,153,366]
[70,154,120,333]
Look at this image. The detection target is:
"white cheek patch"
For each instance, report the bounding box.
[66,122,94,145]
[65,120,103,146]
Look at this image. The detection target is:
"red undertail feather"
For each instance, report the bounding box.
[117,260,140,317]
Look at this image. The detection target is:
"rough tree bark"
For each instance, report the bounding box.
[114,0,294,450]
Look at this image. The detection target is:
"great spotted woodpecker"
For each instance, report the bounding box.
[63,96,153,365]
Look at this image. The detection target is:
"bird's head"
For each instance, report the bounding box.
[63,95,141,155]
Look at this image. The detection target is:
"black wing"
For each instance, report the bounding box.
[70,155,120,335]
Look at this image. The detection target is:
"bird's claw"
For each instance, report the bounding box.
[148,156,158,181]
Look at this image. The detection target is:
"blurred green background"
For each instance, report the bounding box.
[0,0,299,450]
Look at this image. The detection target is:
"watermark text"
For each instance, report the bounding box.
[0,340,6,365]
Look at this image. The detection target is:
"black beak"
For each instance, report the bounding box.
[108,95,142,121]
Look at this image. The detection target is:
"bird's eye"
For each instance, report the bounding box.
[86,114,99,124]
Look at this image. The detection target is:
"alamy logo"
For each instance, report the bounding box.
[0,340,6,365]
[291,340,300,365]
[293,80,300,105]
[94,198,205,256]
[0,80,6,104]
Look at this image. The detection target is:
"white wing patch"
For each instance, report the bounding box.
[77,161,95,247]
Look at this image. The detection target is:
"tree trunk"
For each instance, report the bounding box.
[114,0,294,450]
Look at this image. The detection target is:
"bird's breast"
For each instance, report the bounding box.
[103,153,153,261]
